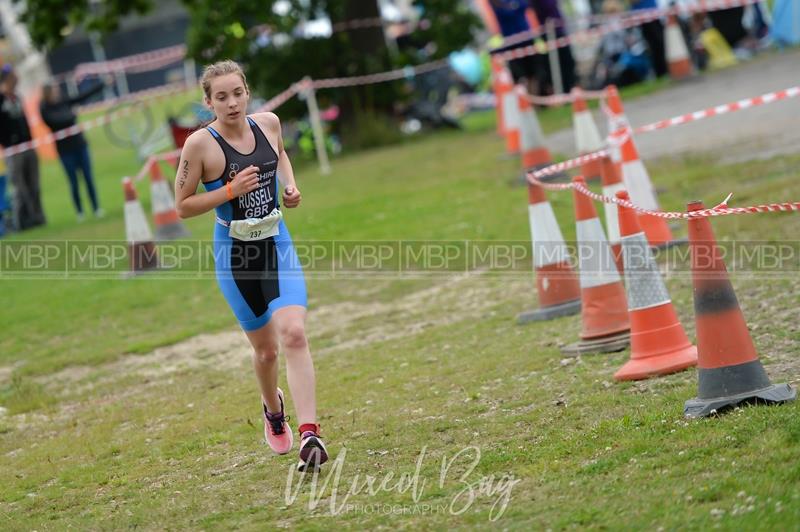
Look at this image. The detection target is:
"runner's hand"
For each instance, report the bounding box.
[283,186,301,208]
[230,165,260,197]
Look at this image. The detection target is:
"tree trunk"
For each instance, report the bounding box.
[327,0,394,145]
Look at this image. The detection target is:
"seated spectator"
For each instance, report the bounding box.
[588,0,652,89]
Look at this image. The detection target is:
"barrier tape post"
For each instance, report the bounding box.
[300,77,331,176]
[546,19,564,96]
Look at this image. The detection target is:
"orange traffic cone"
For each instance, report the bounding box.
[561,176,630,355]
[517,85,557,177]
[603,84,628,145]
[665,14,693,80]
[599,156,625,273]
[122,177,159,274]
[571,88,604,181]
[606,86,685,249]
[500,69,520,156]
[149,160,190,240]
[613,190,697,381]
[491,57,508,136]
[518,182,581,323]
[683,200,795,417]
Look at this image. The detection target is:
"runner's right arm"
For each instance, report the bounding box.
[174,133,260,218]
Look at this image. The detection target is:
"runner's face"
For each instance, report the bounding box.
[207,73,249,125]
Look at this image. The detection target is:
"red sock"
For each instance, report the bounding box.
[299,423,320,436]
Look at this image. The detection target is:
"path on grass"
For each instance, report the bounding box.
[547,48,800,164]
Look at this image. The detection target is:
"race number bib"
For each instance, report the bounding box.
[228,209,283,241]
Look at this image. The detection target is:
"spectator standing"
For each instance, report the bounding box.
[0,64,46,231]
[488,0,545,94]
[529,0,576,92]
[40,80,107,221]
[629,0,668,77]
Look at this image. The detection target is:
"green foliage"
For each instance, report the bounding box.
[18,0,480,146]
[17,0,153,49]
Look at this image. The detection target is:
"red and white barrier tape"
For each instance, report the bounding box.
[76,80,195,114]
[604,84,800,148]
[72,45,188,82]
[0,82,195,158]
[255,83,302,113]
[530,174,800,219]
[310,58,450,89]
[525,82,800,219]
[530,150,610,181]
[493,0,763,62]
[633,85,800,135]
[526,89,607,107]
[136,83,302,181]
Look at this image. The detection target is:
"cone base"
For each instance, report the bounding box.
[561,330,630,357]
[517,298,581,324]
[651,236,688,251]
[614,344,697,381]
[155,223,191,241]
[684,383,796,418]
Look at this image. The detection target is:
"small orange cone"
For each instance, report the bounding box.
[500,69,520,156]
[599,156,625,273]
[122,177,159,274]
[606,86,685,249]
[665,14,693,80]
[517,86,557,176]
[613,190,697,381]
[571,88,604,181]
[684,200,795,417]
[561,176,630,355]
[149,160,190,240]
[518,182,582,323]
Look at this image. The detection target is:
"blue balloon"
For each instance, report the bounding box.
[449,49,484,86]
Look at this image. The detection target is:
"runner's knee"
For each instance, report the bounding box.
[279,321,307,350]
[253,344,278,365]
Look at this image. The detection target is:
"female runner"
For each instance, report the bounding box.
[175,60,327,471]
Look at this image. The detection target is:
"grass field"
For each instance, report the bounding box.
[1,82,799,529]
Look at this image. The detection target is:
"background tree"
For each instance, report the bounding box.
[18,0,479,147]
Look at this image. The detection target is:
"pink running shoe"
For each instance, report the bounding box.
[297,426,329,472]
[263,388,293,455]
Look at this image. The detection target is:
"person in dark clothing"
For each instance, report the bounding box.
[40,79,107,220]
[629,0,668,78]
[528,0,576,93]
[489,0,544,94]
[0,64,46,231]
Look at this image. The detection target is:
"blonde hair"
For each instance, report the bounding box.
[200,60,249,99]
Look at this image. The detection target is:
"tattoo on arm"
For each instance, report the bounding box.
[179,160,189,189]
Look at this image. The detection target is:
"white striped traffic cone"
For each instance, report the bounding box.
[123,177,159,274]
[665,14,693,80]
[614,189,697,381]
[605,86,685,249]
[149,160,190,240]
[561,176,630,356]
[599,155,625,273]
[517,181,581,323]
[572,88,604,181]
[516,85,560,183]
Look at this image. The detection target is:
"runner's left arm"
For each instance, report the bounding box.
[258,112,301,208]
